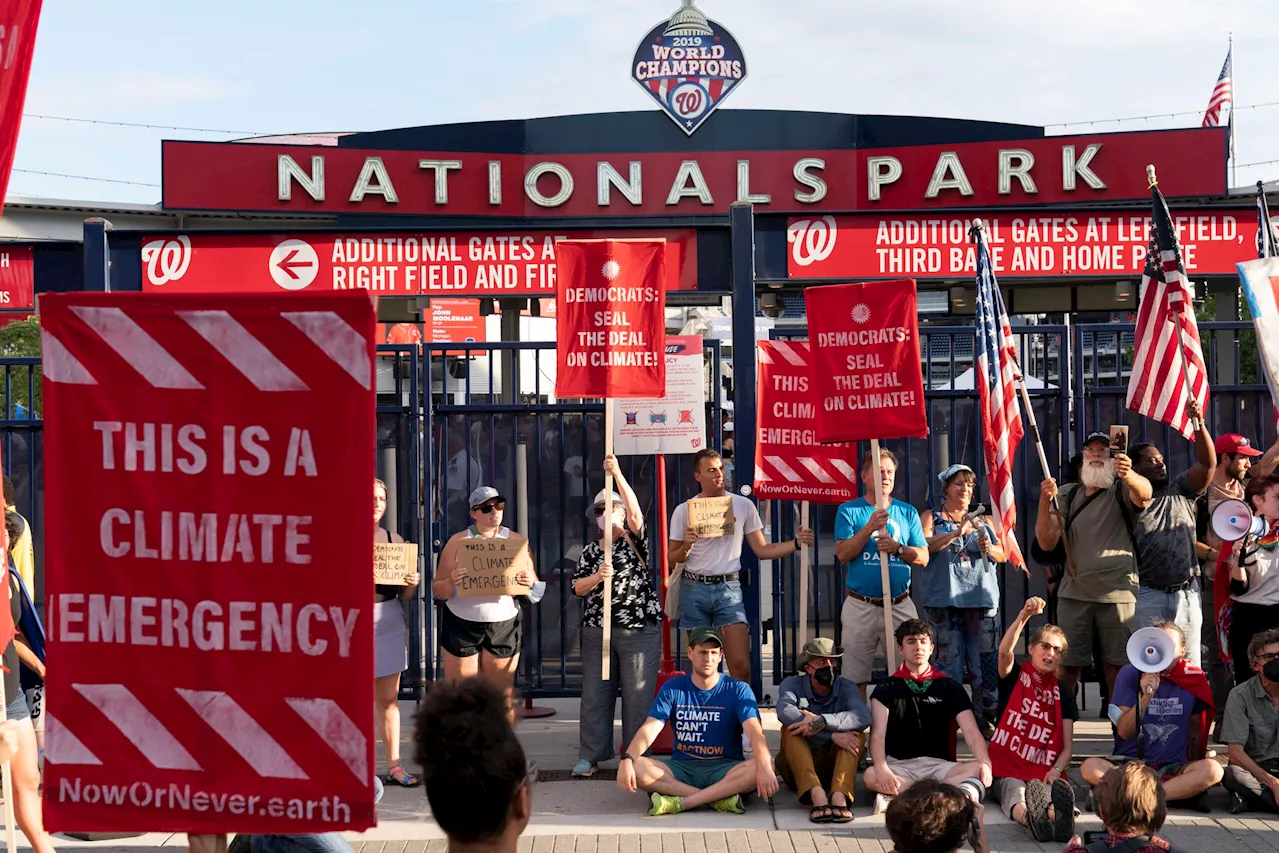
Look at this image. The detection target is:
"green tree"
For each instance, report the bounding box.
[0,317,43,417]
[1197,294,1259,385]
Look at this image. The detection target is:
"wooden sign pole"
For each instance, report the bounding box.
[798,500,810,653]
[869,439,896,673]
[602,404,614,681]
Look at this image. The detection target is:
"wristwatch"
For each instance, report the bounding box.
[620,752,634,762]
[793,538,800,552]
[895,544,904,557]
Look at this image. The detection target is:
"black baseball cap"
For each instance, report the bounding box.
[687,627,724,648]
[1084,432,1111,448]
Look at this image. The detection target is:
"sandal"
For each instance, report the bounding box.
[809,804,833,823]
[383,764,422,788]
[828,803,854,824]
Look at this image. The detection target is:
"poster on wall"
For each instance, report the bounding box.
[611,335,706,456]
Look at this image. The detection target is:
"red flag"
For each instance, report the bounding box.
[0,0,43,209]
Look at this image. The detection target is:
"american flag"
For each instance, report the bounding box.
[1257,181,1278,259]
[1201,48,1232,128]
[971,224,1024,568]
[1126,182,1210,438]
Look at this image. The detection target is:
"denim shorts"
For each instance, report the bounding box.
[678,577,747,630]
[6,690,28,722]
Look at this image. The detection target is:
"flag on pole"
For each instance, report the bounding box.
[1257,182,1278,259]
[971,224,1025,569]
[0,0,44,214]
[1201,47,1233,128]
[1126,180,1210,438]
[1235,257,1279,406]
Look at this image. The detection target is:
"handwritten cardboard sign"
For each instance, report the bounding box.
[689,496,735,538]
[374,542,418,585]
[458,534,534,596]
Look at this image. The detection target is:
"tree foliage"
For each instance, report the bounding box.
[0,317,42,417]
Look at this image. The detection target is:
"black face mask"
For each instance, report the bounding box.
[1264,659,1278,682]
[813,665,836,687]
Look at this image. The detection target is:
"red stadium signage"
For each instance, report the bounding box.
[0,244,34,308]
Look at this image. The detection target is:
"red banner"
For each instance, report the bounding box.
[40,292,377,834]
[804,279,927,442]
[754,340,859,503]
[139,230,696,296]
[0,0,41,208]
[788,209,1260,279]
[555,240,665,398]
[0,244,34,308]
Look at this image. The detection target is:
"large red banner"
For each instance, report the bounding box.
[139,230,696,296]
[804,280,927,443]
[0,244,34,308]
[0,0,41,209]
[40,292,377,834]
[788,208,1260,279]
[555,240,665,398]
[754,340,860,503]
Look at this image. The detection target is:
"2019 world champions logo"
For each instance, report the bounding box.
[632,1,747,136]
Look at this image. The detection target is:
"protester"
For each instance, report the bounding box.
[369,479,423,788]
[432,486,537,692]
[1063,763,1174,853]
[415,677,533,853]
[571,454,662,779]
[1032,453,1082,625]
[2,477,33,595]
[988,597,1076,842]
[834,448,929,698]
[1036,431,1153,698]
[1220,628,1279,812]
[775,637,869,823]
[667,449,813,684]
[230,778,384,853]
[918,463,1007,732]
[1081,621,1221,807]
[884,779,990,853]
[1225,473,1278,685]
[616,627,777,816]
[863,619,992,814]
[1128,401,1215,667]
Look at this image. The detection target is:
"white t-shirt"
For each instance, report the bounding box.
[446,526,520,623]
[1234,540,1278,607]
[669,494,764,577]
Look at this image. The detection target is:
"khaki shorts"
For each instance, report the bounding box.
[841,595,919,684]
[885,756,959,784]
[992,777,1026,819]
[1056,598,1134,668]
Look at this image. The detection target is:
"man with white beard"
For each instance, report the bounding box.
[1036,432,1153,701]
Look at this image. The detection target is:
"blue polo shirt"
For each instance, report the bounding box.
[834,498,926,598]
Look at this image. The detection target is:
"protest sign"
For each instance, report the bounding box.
[457,535,533,597]
[40,292,376,834]
[373,542,418,585]
[611,335,706,456]
[689,497,735,538]
[555,239,666,398]
[803,279,927,443]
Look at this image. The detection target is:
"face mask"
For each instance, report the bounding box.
[1264,659,1278,682]
[596,512,622,532]
[813,665,836,687]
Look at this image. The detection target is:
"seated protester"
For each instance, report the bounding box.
[776,637,870,824]
[1080,621,1222,809]
[885,780,990,853]
[1220,628,1279,813]
[414,677,533,853]
[1063,763,1175,853]
[989,597,1077,843]
[616,627,777,816]
[230,779,384,853]
[864,619,993,814]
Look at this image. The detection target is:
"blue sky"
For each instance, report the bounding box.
[10,0,1278,204]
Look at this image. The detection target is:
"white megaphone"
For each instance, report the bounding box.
[1211,498,1267,543]
[1127,627,1177,674]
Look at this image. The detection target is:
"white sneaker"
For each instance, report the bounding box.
[874,793,893,815]
[742,733,753,754]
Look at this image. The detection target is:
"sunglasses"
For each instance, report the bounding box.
[473,500,505,514]
[592,506,619,517]
[1039,643,1066,656]
[1256,652,1279,663]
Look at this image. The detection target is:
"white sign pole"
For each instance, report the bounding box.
[602,404,614,681]
[869,439,896,673]
[798,500,810,653]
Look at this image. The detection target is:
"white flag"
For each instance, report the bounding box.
[1236,257,1280,407]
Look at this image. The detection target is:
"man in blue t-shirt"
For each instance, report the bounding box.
[617,627,777,816]
[1080,621,1223,805]
[834,448,928,696]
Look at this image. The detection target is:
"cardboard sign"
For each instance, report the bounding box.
[554,239,666,398]
[689,496,735,538]
[803,279,927,443]
[754,340,859,503]
[373,542,418,585]
[611,335,707,455]
[40,292,377,834]
[457,535,534,596]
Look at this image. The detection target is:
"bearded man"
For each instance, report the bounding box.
[1036,431,1153,699]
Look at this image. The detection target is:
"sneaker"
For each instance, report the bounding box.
[742,733,752,754]
[649,793,683,816]
[571,759,597,779]
[1050,779,1076,842]
[712,794,746,814]
[1023,780,1054,843]
[1228,790,1249,814]
[873,793,893,815]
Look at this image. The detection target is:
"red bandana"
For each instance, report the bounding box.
[892,663,947,683]
[1162,659,1215,716]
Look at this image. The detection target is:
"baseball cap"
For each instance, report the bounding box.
[1215,433,1263,457]
[468,486,503,508]
[1083,431,1111,448]
[687,627,724,648]
[937,463,974,485]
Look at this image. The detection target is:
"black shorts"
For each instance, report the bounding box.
[439,605,522,659]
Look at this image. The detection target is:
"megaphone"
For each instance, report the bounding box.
[1127,627,1177,674]
[1211,499,1267,543]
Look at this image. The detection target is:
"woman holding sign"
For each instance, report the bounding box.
[374,478,422,788]
[570,454,662,778]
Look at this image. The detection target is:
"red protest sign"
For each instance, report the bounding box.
[40,292,377,834]
[754,340,859,503]
[803,279,926,442]
[555,239,665,398]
